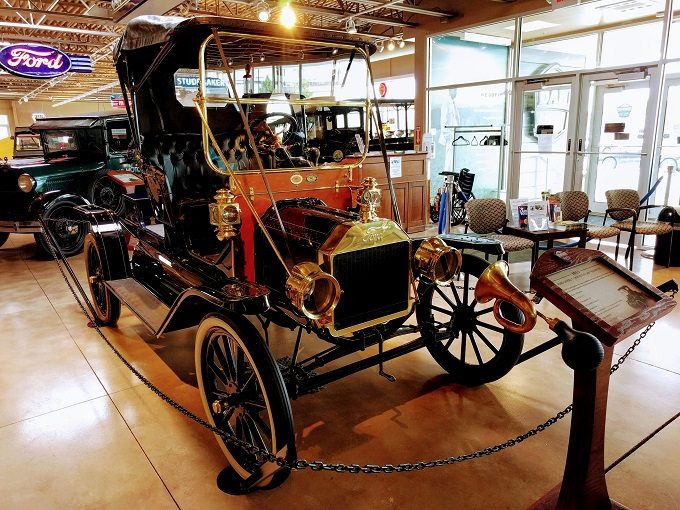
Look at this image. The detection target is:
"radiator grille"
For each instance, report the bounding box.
[332,241,410,331]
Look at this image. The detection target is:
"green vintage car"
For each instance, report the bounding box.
[0,112,134,256]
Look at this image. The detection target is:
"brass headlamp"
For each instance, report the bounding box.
[414,237,462,284]
[209,188,241,241]
[285,261,341,321]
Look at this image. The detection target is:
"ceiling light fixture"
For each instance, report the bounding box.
[387,39,395,51]
[280,2,296,28]
[256,0,270,22]
[376,40,384,53]
[260,53,265,62]
[346,18,357,34]
[331,47,338,55]
[396,34,405,48]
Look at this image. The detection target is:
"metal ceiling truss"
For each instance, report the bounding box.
[1,0,458,104]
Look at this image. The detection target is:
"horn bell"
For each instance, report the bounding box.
[473,260,537,334]
[414,237,462,284]
[285,262,341,321]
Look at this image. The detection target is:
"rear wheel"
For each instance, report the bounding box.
[195,314,296,492]
[0,232,9,248]
[416,254,524,386]
[35,201,87,257]
[84,233,120,326]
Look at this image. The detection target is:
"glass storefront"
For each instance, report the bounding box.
[427,0,680,208]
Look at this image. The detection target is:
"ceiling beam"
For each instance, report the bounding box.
[0,6,117,25]
[0,32,112,48]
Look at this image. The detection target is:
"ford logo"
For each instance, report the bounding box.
[0,43,71,79]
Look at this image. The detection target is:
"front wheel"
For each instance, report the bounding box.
[0,232,9,248]
[416,254,524,386]
[89,170,125,215]
[195,314,296,492]
[35,201,87,257]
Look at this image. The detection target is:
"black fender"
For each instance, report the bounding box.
[30,191,90,218]
[76,204,131,281]
[159,281,271,335]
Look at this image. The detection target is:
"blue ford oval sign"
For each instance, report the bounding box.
[0,43,72,78]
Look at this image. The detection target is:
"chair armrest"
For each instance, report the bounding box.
[605,207,637,219]
[639,204,665,211]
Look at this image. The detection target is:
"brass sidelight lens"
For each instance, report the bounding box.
[285,262,341,320]
[413,237,461,284]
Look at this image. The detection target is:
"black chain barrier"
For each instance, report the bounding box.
[39,219,662,475]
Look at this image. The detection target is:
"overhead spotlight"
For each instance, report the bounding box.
[298,51,304,60]
[397,35,405,49]
[256,0,270,22]
[387,39,395,51]
[227,58,233,66]
[376,40,384,53]
[345,18,357,34]
[249,55,254,63]
[259,53,265,62]
[280,2,296,27]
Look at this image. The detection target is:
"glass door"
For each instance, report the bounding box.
[510,76,578,199]
[575,68,658,212]
[653,75,680,209]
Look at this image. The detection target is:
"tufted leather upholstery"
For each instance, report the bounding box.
[465,198,534,254]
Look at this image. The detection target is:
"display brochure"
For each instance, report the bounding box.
[509,198,527,226]
[528,200,549,231]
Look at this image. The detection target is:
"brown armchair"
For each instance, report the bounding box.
[464,198,533,262]
[604,189,673,270]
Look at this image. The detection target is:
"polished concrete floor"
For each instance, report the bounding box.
[0,232,679,509]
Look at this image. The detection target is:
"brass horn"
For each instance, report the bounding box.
[474,260,537,334]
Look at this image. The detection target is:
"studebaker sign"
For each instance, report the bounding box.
[0,43,93,79]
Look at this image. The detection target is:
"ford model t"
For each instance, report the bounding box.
[78,15,590,493]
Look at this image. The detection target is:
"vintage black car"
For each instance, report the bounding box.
[0,112,134,255]
[79,15,575,494]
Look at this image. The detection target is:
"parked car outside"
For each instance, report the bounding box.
[0,112,134,255]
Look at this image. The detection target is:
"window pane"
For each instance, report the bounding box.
[520,34,598,76]
[668,1,680,59]
[428,83,509,200]
[600,22,662,67]
[429,21,511,87]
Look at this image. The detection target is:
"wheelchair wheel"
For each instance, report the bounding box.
[450,198,467,226]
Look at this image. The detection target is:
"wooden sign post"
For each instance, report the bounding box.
[529,248,675,509]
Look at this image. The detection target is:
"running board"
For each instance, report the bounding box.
[106,278,169,334]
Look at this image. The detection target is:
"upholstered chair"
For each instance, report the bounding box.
[558,190,621,258]
[604,188,673,270]
[464,198,533,261]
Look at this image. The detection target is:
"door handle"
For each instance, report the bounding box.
[578,138,583,152]
[567,138,571,151]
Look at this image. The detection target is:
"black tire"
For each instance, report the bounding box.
[0,232,9,248]
[89,170,125,215]
[35,201,87,257]
[84,233,121,326]
[195,314,296,491]
[416,254,524,386]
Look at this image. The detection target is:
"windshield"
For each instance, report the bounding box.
[192,32,373,171]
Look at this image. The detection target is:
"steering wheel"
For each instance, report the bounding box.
[249,112,299,147]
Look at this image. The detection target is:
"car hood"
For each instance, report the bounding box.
[0,157,104,178]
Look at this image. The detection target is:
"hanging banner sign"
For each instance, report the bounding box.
[0,44,71,78]
[110,93,128,109]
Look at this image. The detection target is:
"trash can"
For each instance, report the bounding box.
[654,206,680,266]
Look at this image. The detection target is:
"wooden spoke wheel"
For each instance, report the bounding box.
[84,233,121,326]
[416,254,525,386]
[195,314,296,492]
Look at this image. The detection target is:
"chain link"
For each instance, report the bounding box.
[42,227,661,476]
